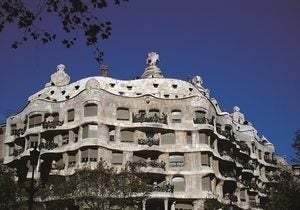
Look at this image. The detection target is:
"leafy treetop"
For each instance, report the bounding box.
[0,0,129,63]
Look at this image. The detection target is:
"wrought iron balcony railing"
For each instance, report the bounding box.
[11,127,26,136]
[151,181,174,193]
[39,140,58,150]
[42,120,64,129]
[138,137,159,146]
[131,159,166,170]
[132,113,168,124]
[193,117,214,125]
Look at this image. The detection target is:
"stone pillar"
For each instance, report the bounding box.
[192,131,197,146]
[115,126,121,143]
[164,198,169,210]
[78,126,83,142]
[142,199,146,210]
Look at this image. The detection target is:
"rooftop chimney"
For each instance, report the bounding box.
[101,65,109,77]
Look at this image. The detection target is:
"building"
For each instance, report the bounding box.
[3,53,277,210]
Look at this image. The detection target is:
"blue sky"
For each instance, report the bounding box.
[0,0,300,162]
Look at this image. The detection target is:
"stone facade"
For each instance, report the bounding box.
[3,54,277,209]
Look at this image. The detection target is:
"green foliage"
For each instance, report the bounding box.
[0,0,129,63]
[265,169,300,210]
[42,159,150,209]
[0,161,17,209]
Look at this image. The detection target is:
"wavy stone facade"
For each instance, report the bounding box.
[3,54,277,210]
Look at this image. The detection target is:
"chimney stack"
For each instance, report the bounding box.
[101,65,109,77]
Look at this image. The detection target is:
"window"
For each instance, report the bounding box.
[195,110,205,119]
[10,124,16,135]
[120,130,134,142]
[62,133,69,145]
[161,132,175,144]
[199,133,208,144]
[116,108,129,120]
[29,114,42,128]
[84,103,98,117]
[169,154,184,167]
[68,152,77,166]
[28,135,38,148]
[81,148,98,163]
[172,176,185,192]
[8,145,14,156]
[67,109,75,122]
[109,129,115,141]
[112,152,123,165]
[82,124,98,139]
[171,110,182,123]
[149,109,159,117]
[258,150,262,159]
[240,189,246,201]
[187,132,192,145]
[201,153,210,166]
[202,176,212,191]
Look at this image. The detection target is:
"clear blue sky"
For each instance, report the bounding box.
[0,0,300,162]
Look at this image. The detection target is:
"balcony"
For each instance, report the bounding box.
[39,140,58,150]
[219,148,235,160]
[42,120,64,129]
[220,170,236,178]
[130,159,166,170]
[13,148,24,156]
[138,135,159,146]
[151,181,174,193]
[132,113,167,124]
[193,117,214,125]
[11,127,26,137]
[236,141,250,154]
[218,130,236,142]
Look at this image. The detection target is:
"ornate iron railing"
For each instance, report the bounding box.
[11,127,26,136]
[132,113,167,124]
[193,117,214,125]
[138,138,159,146]
[236,141,250,154]
[39,140,58,150]
[131,159,166,170]
[152,181,174,193]
[42,120,64,129]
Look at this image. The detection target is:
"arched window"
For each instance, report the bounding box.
[84,103,98,117]
[116,108,129,120]
[171,110,181,123]
[172,176,185,192]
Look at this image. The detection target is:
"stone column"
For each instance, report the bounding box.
[142,199,146,210]
[115,126,121,143]
[164,198,169,210]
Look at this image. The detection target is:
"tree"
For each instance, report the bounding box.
[0,0,129,63]
[0,161,18,209]
[40,159,150,209]
[292,129,300,163]
[264,168,300,210]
